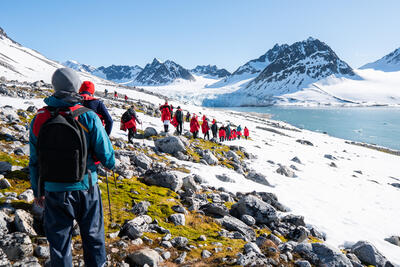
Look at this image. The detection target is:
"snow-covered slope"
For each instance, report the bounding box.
[191,65,230,78]
[62,60,97,73]
[0,27,114,86]
[204,38,358,106]
[134,58,195,85]
[361,47,400,72]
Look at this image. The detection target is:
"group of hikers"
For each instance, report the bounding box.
[158,100,250,141]
[104,88,129,102]
[28,67,251,266]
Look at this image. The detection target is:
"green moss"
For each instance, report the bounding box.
[0,152,28,167]
[0,178,31,195]
[308,236,323,243]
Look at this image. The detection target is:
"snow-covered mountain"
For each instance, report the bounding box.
[94,65,143,84]
[191,65,230,78]
[204,37,358,106]
[62,60,97,73]
[0,27,113,86]
[360,47,400,72]
[134,58,195,85]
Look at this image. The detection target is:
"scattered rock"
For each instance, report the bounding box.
[295,260,312,267]
[385,235,400,247]
[0,162,11,174]
[119,215,152,240]
[144,127,158,138]
[246,171,272,186]
[296,139,314,146]
[276,165,296,178]
[155,136,185,154]
[125,248,162,267]
[133,152,152,170]
[217,215,256,241]
[198,235,207,241]
[0,248,10,266]
[34,245,50,258]
[282,214,305,227]
[200,203,229,217]
[18,189,34,202]
[14,209,37,236]
[168,213,185,226]
[175,251,187,264]
[13,256,41,267]
[143,171,183,192]
[244,242,262,255]
[201,249,212,259]
[203,150,218,165]
[241,215,256,226]
[351,240,389,267]
[324,154,337,160]
[0,232,33,261]
[171,205,188,215]
[171,236,188,249]
[182,175,200,192]
[291,156,302,164]
[288,226,309,242]
[230,195,278,225]
[131,200,151,215]
[294,242,352,267]
[215,174,235,183]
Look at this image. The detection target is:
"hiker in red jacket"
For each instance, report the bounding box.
[159,101,172,132]
[201,116,210,140]
[120,106,141,143]
[219,125,226,142]
[244,126,249,140]
[124,95,128,102]
[190,114,200,138]
[114,91,118,99]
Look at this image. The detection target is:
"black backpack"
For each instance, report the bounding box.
[36,106,91,183]
[122,108,135,123]
[175,109,183,122]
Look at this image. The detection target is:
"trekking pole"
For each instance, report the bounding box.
[112,170,117,189]
[105,171,113,222]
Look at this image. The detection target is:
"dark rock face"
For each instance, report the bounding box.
[351,241,390,267]
[191,65,231,78]
[135,58,195,85]
[230,195,278,225]
[96,64,143,81]
[293,243,352,267]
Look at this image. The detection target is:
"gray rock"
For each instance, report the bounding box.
[168,213,185,226]
[125,248,162,267]
[276,165,296,178]
[217,215,256,241]
[201,249,212,259]
[241,215,256,226]
[134,153,152,170]
[215,174,235,183]
[324,154,337,160]
[14,209,37,236]
[198,235,207,241]
[34,245,50,258]
[161,251,171,260]
[26,106,37,113]
[244,242,262,255]
[12,256,41,267]
[18,189,34,202]
[182,175,200,192]
[200,203,229,217]
[294,242,352,267]
[384,235,400,247]
[171,205,188,215]
[390,183,400,189]
[0,163,11,174]
[203,150,218,165]
[236,251,270,266]
[13,145,29,156]
[119,215,152,240]
[131,238,144,246]
[230,195,278,225]
[226,150,240,162]
[346,253,363,267]
[246,171,272,186]
[175,252,187,264]
[288,226,309,243]
[144,127,158,138]
[295,260,312,267]
[296,139,314,146]
[291,156,302,164]
[143,171,183,192]
[0,211,10,236]
[155,136,185,154]
[282,214,306,227]
[267,233,282,246]
[351,241,388,267]
[131,201,151,215]
[0,232,33,261]
[0,248,10,267]
[161,241,172,248]
[171,236,188,249]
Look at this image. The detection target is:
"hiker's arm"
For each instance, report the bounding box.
[28,117,40,197]
[98,101,113,135]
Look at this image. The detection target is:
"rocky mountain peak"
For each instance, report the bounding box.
[361,47,400,72]
[192,65,231,78]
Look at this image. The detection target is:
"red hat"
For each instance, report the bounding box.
[79,81,95,95]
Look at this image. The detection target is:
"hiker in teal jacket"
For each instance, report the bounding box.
[29,68,115,267]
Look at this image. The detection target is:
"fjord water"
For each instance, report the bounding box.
[228,106,400,150]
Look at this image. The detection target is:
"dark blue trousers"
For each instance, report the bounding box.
[44,184,106,267]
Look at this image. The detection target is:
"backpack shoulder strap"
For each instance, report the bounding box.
[70,105,92,118]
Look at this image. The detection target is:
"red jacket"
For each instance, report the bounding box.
[160,104,171,122]
[120,117,137,131]
[244,127,249,137]
[190,116,200,133]
[201,119,209,133]
[219,128,226,138]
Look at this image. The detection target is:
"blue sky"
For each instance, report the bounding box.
[1,0,400,72]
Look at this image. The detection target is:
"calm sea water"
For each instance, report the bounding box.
[227,106,400,151]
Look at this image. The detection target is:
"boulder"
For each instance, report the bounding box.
[0,163,11,175]
[119,215,152,240]
[351,241,389,267]
[18,189,34,202]
[144,127,158,138]
[201,249,212,259]
[296,139,314,146]
[282,214,305,227]
[291,156,302,164]
[175,251,187,264]
[246,171,272,186]
[217,215,256,241]
[12,256,40,267]
[143,171,183,192]
[133,153,152,170]
[288,226,309,243]
[202,151,218,165]
[385,235,400,247]
[241,215,256,226]
[155,136,185,154]
[131,201,151,215]
[276,165,296,178]
[0,232,33,261]
[171,236,188,249]
[230,195,278,225]
[14,209,37,236]
[0,211,10,236]
[168,214,185,226]
[34,245,50,258]
[293,243,352,267]
[295,260,312,267]
[200,203,229,217]
[0,248,10,267]
[182,175,200,192]
[215,174,235,183]
[125,248,162,267]
[244,242,262,255]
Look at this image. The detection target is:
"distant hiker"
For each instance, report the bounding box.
[29,68,115,267]
[159,101,172,132]
[190,113,200,138]
[219,125,226,142]
[244,126,249,140]
[114,91,118,99]
[121,106,141,143]
[226,124,232,141]
[185,111,191,122]
[174,106,184,135]
[232,129,237,140]
[211,119,218,139]
[104,88,108,97]
[236,125,242,139]
[201,116,210,140]
[79,81,113,135]
[124,94,128,102]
